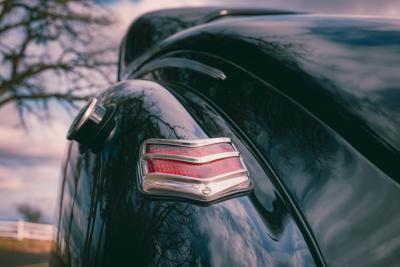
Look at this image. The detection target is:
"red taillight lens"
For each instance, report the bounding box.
[139,138,252,202]
[146,143,234,157]
[147,157,244,179]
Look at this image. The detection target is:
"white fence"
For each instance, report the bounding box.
[0,220,54,241]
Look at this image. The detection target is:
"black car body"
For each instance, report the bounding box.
[51,7,400,267]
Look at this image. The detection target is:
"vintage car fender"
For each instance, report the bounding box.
[51,79,320,266]
[52,7,400,267]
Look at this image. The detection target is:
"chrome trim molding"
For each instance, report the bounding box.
[144,137,231,147]
[138,137,253,203]
[145,170,249,183]
[142,151,240,163]
[128,57,227,81]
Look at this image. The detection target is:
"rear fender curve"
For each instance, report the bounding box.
[54,79,318,267]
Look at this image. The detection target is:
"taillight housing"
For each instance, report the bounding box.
[138,138,252,203]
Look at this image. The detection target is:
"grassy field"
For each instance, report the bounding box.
[0,237,51,267]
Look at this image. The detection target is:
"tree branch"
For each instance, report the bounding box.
[0,0,117,124]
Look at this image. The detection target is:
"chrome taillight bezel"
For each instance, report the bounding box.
[137,138,253,203]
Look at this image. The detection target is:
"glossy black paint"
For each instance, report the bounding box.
[138,54,400,266]
[121,13,400,182]
[123,9,400,266]
[119,7,298,78]
[52,80,316,266]
[53,7,400,267]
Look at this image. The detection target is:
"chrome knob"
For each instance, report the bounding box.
[67,98,116,153]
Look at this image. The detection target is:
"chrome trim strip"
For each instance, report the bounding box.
[144,137,231,147]
[143,151,240,163]
[143,178,252,202]
[144,169,248,183]
[131,57,227,81]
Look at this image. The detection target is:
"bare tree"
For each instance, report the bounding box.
[17,203,42,223]
[0,0,117,123]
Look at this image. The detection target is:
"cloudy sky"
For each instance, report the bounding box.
[0,0,398,224]
[0,103,69,223]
